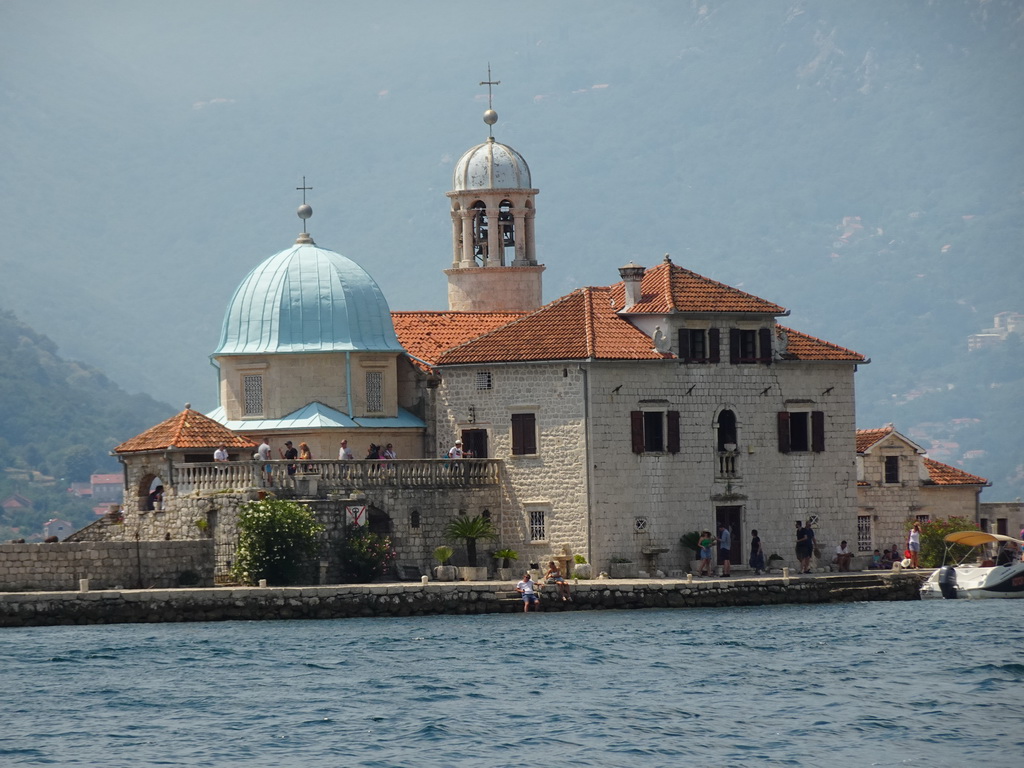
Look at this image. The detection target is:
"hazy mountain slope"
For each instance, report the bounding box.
[0,0,1020,497]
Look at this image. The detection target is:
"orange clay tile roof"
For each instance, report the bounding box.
[115,409,257,453]
[611,257,787,314]
[782,327,867,363]
[856,427,894,453]
[436,286,672,365]
[392,311,526,369]
[923,457,989,486]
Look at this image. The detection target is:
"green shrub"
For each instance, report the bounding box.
[339,524,395,583]
[231,498,323,586]
[434,545,454,564]
[573,553,587,565]
[907,516,980,568]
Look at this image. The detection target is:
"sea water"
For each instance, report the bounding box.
[1,599,1021,767]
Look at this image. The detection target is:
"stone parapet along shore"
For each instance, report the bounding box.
[0,572,928,627]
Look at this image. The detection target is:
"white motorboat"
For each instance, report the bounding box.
[920,531,1024,599]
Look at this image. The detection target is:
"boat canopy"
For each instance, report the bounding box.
[944,531,1024,547]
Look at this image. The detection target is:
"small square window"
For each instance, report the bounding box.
[634,517,648,533]
[529,510,545,541]
[476,371,493,390]
[857,515,872,552]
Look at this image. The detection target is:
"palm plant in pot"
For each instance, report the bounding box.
[433,545,457,581]
[493,548,518,581]
[444,514,498,580]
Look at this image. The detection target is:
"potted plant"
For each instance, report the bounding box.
[680,531,702,572]
[433,545,457,581]
[609,557,638,579]
[767,553,784,573]
[572,553,592,579]
[493,548,518,581]
[444,514,497,580]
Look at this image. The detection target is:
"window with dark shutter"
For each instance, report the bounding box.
[811,411,825,452]
[511,413,537,455]
[777,412,791,453]
[678,330,691,360]
[708,328,721,363]
[884,456,900,484]
[729,329,741,364]
[631,411,645,453]
[643,411,665,451]
[759,327,773,364]
[667,411,680,453]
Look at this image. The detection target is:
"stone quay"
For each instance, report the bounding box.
[0,571,927,627]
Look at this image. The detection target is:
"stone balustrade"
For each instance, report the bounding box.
[173,459,501,494]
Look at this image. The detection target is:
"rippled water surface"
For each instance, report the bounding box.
[1,600,1022,766]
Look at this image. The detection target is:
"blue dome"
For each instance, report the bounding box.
[214,241,403,355]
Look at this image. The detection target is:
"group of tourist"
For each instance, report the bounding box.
[515,561,572,612]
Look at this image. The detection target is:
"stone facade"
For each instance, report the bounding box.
[979,501,1023,538]
[857,429,986,554]
[437,353,860,576]
[0,540,213,592]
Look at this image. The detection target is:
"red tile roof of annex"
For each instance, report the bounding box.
[922,457,988,486]
[393,258,865,366]
[115,409,257,454]
[612,257,787,315]
[856,427,988,486]
[435,286,672,365]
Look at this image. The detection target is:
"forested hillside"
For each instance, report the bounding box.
[0,311,174,539]
[0,1,1021,499]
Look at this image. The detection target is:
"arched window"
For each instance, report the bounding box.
[716,410,737,451]
[498,200,515,265]
[471,201,488,264]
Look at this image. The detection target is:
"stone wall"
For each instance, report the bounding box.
[0,540,214,592]
[436,352,860,578]
[0,572,926,627]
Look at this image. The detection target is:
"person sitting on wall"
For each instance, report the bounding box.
[515,572,541,613]
[147,485,164,511]
[833,540,853,572]
[870,549,883,569]
[544,560,572,601]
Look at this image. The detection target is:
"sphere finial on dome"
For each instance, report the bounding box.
[295,176,315,244]
[480,64,500,138]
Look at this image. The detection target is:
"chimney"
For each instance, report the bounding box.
[619,262,645,308]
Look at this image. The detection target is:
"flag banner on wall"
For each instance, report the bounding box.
[346,505,368,526]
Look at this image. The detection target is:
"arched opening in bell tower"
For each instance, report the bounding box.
[471,201,488,264]
[498,199,515,266]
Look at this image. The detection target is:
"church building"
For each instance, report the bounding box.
[108,97,875,579]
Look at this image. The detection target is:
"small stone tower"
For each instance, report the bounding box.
[445,97,543,312]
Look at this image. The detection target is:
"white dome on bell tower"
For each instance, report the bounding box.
[444,88,544,313]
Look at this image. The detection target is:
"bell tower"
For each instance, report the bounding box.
[445,73,543,312]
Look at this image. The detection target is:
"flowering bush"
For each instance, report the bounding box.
[232,498,323,586]
[339,524,395,583]
[907,516,979,568]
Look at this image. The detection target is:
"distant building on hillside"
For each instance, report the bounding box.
[1,494,33,512]
[44,518,74,541]
[856,426,989,554]
[968,311,1023,352]
[90,474,123,503]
